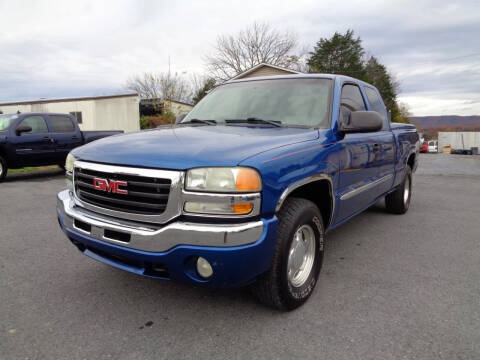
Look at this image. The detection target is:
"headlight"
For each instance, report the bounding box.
[184,167,261,216]
[185,167,261,193]
[65,153,76,173]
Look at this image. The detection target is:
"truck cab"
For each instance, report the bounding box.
[56,74,419,310]
[0,113,122,181]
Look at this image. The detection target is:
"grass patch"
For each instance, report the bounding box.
[9,165,61,174]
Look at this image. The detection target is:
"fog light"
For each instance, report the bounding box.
[196,257,213,278]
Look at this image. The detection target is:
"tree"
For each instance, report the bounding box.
[364,56,401,120]
[393,102,411,124]
[307,30,410,123]
[192,77,217,105]
[206,22,297,81]
[126,71,192,104]
[307,30,368,81]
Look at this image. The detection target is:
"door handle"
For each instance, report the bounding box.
[373,143,380,152]
[72,136,79,140]
[43,136,55,143]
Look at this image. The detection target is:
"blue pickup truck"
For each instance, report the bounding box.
[56,74,419,310]
[0,112,122,181]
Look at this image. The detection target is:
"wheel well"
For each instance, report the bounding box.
[285,180,333,229]
[407,153,415,169]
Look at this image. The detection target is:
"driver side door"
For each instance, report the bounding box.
[336,83,378,221]
[10,115,56,167]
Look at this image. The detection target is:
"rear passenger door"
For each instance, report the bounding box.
[47,114,82,164]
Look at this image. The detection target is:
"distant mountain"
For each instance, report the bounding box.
[410,115,480,138]
[410,115,480,129]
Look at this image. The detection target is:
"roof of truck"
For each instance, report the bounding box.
[226,73,373,87]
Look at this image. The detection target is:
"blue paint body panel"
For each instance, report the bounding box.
[58,74,419,287]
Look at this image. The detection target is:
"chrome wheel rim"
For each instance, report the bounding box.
[287,224,316,287]
[0,162,3,176]
[404,176,410,205]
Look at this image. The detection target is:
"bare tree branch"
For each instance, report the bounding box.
[126,72,193,104]
[205,22,298,82]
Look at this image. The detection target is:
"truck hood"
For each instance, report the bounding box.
[72,125,319,170]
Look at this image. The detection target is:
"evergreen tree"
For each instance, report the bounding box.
[307,30,409,123]
[192,78,217,105]
[307,30,368,81]
[365,56,402,121]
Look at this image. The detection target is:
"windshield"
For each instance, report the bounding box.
[0,114,17,131]
[182,78,333,128]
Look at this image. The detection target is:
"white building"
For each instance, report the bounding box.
[0,93,140,132]
[438,132,480,151]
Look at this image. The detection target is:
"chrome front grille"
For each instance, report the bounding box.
[72,161,183,224]
[74,167,171,215]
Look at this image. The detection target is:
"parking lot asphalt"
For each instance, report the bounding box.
[1,154,479,360]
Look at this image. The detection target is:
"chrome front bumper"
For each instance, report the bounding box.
[57,189,264,253]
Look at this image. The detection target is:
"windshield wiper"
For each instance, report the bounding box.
[225,117,283,127]
[182,119,217,125]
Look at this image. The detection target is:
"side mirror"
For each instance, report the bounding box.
[176,114,187,123]
[339,111,383,134]
[15,125,32,136]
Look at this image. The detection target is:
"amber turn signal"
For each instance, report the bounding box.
[235,168,262,192]
[233,203,254,214]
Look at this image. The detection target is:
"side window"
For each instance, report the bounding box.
[18,116,48,134]
[340,84,366,125]
[49,115,75,132]
[364,87,388,130]
[69,111,82,124]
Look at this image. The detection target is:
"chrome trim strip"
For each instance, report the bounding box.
[58,190,264,252]
[73,160,183,224]
[276,174,335,228]
[340,174,394,201]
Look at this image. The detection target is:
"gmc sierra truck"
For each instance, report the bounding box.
[56,74,419,310]
[0,112,122,181]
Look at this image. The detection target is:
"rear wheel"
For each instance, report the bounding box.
[0,156,7,182]
[385,166,412,214]
[253,197,325,311]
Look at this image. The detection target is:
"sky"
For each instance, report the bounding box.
[0,0,479,116]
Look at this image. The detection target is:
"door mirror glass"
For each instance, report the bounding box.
[339,111,383,134]
[15,125,32,136]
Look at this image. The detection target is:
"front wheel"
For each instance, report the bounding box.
[385,166,412,214]
[253,197,325,310]
[0,156,7,182]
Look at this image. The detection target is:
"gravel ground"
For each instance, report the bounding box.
[1,153,479,359]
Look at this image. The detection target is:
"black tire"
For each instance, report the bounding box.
[0,156,7,182]
[253,197,325,311]
[385,166,412,214]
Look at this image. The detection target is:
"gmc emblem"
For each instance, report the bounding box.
[93,178,128,195]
